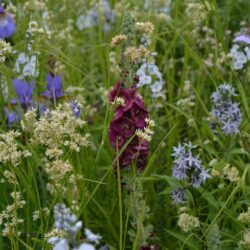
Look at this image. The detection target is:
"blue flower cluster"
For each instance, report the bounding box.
[5,74,81,128]
[210,83,242,135]
[171,142,210,204]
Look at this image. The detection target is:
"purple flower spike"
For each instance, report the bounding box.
[0,7,16,38]
[109,79,149,170]
[40,73,64,103]
[13,79,35,110]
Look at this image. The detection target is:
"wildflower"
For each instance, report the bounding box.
[78,244,96,250]
[242,230,250,245]
[1,170,17,184]
[85,229,102,244]
[185,2,207,26]
[172,142,210,186]
[110,34,127,47]
[0,192,26,237]
[238,207,250,224]
[0,6,16,38]
[0,39,11,62]
[223,165,240,183]
[135,119,155,142]
[43,159,80,195]
[27,20,45,36]
[47,204,100,250]
[4,108,21,128]
[40,73,64,103]
[13,79,35,110]
[123,47,141,62]
[171,142,210,204]
[0,130,31,166]
[210,83,242,135]
[23,55,38,77]
[32,210,40,221]
[138,45,151,59]
[234,34,250,44]
[70,100,82,117]
[230,44,248,70]
[111,97,126,107]
[177,212,200,233]
[171,188,185,205]
[29,103,89,155]
[109,80,150,169]
[135,22,154,37]
[136,60,165,98]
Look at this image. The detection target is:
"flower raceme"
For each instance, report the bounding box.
[109,80,150,170]
[210,83,242,135]
[13,79,35,110]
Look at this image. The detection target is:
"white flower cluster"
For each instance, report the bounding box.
[177,211,200,233]
[15,52,39,79]
[223,165,240,183]
[44,158,83,196]
[241,230,250,246]
[0,170,18,184]
[0,39,12,63]
[186,2,212,27]
[22,104,90,158]
[21,105,89,196]
[0,131,31,167]
[136,118,155,142]
[32,207,49,221]
[0,192,26,237]
[23,0,47,11]
[238,207,250,224]
[136,58,165,98]
[238,206,250,246]
[27,21,46,36]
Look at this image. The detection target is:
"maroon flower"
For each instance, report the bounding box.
[129,102,148,128]
[109,129,125,149]
[108,79,149,170]
[110,117,135,138]
[109,80,135,107]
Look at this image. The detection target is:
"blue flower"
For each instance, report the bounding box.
[0,6,16,38]
[171,188,185,205]
[210,83,242,135]
[4,108,21,128]
[13,79,35,110]
[171,142,210,204]
[40,73,64,103]
[234,34,250,45]
[70,100,81,117]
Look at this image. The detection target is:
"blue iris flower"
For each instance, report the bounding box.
[0,6,16,38]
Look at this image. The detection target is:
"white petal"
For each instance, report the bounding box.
[54,239,69,250]
[78,243,95,250]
